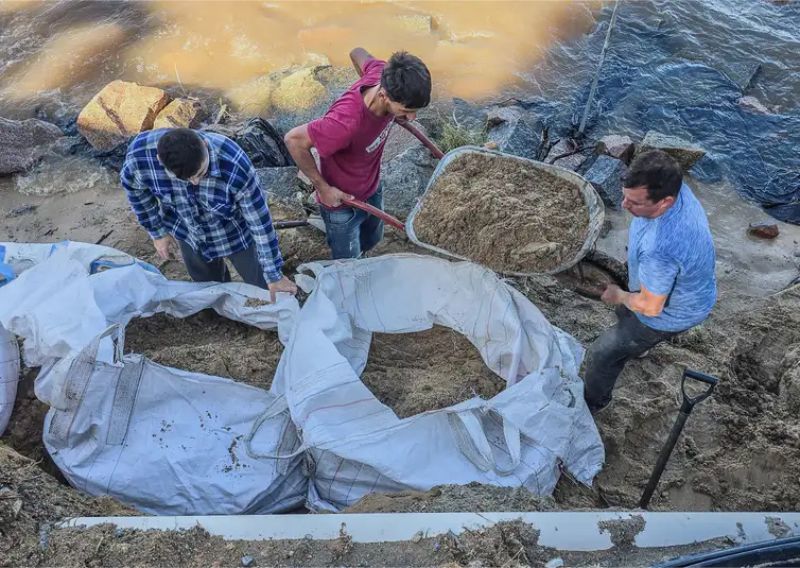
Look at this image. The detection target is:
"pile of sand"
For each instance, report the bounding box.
[360,326,505,418]
[125,310,284,391]
[412,153,590,274]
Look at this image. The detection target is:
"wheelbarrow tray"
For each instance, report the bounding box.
[404,145,606,276]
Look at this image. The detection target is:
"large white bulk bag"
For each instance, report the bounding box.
[275,254,604,511]
[39,325,307,515]
[0,324,20,436]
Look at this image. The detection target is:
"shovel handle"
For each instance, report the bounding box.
[680,368,718,411]
[395,118,445,159]
[342,197,405,231]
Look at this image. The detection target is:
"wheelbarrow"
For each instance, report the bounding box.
[283,82,605,275]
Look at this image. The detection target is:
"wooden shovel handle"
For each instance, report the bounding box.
[342,197,405,231]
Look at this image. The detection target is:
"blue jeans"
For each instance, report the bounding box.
[320,185,384,259]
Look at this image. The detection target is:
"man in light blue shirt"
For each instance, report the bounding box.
[584,150,717,413]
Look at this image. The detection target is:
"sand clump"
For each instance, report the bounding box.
[412,153,590,274]
[360,326,505,418]
[124,310,283,391]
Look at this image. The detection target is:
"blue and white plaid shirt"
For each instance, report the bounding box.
[120,129,284,283]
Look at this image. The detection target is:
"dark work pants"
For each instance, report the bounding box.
[583,304,681,411]
[178,240,267,289]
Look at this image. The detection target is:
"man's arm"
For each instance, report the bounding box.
[120,165,168,240]
[602,284,667,317]
[234,165,284,284]
[283,124,353,207]
[349,47,373,76]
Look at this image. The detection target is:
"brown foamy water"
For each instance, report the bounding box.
[0,1,596,117]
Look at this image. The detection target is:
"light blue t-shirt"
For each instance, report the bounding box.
[627,184,717,332]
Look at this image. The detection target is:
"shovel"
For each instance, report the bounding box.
[639,369,718,509]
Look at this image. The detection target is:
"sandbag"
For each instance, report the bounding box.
[0,241,305,514]
[39,325,305,515]
[0,324,20,436]
[274,254,604,511]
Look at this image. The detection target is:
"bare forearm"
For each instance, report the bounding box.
[349,47,372,76]
[617,290,663,317]
[286,142,328,191]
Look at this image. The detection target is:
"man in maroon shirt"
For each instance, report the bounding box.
[284,47,431,259]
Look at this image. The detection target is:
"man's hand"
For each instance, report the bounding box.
[317,184,353,208]
[268,275,298,303]
[153,235,177,260]
[601,284,626,306]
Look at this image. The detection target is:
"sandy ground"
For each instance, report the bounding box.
[2,131,800,565]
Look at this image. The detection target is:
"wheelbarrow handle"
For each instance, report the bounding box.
[342,197,405,231]
[680,368,718,411]
[395,118,445,159]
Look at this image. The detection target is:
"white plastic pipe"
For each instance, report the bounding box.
[63,512,800,551]
[0,324,20,435]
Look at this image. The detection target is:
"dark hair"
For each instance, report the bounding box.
[156,128,206,179]
[623,150,683,202]
[381,51,431,109]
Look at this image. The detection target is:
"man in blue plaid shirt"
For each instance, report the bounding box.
[120,128,297,302]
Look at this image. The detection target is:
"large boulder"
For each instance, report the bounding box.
[382,121,430,163]
[153,98,204,129]
[638,131,706,172]
[0,117,62,175]
[77,80,171,151]
[485,107,542,161]
[583,155,627,209]
[256,166,306,220]
[382,145,436,219]
[226,75,276,117]
[597,134,635,164]
[545,139,588,172]
[271,67,328,113]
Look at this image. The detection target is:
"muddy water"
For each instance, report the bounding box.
[0,0,594,119]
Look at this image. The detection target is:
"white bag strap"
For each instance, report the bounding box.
[448,408,522,476]
[244,395,306,464]
[48,325,124,444]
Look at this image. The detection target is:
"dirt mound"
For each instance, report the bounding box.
[0,443,134,567]
[345,483,556,514]
[125,310,283,391]
[412,153,590,273]
[360,326,505,418]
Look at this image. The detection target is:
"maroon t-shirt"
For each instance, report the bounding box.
[307,58,394,208]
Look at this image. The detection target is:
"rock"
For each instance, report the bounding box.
[738,95,771,115]
[546,139,588,171]
[240,554,255,567]
[256,166,306,220]
[718,61,761,91]
[545,558,565,568]
[747,223,779,240]
[153,98,204,129]
[583,155,627,209]
[77,80,171,151]
[485,107,543,161]
[0,117,63,175]
[206,118,292,168]
[271,67,328,112]
[638,131,706,172]
[382,121,430,163]
[452,98,487,131]
[597,134,635,164]
[226,74,276,116]
[382,145,436,219]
